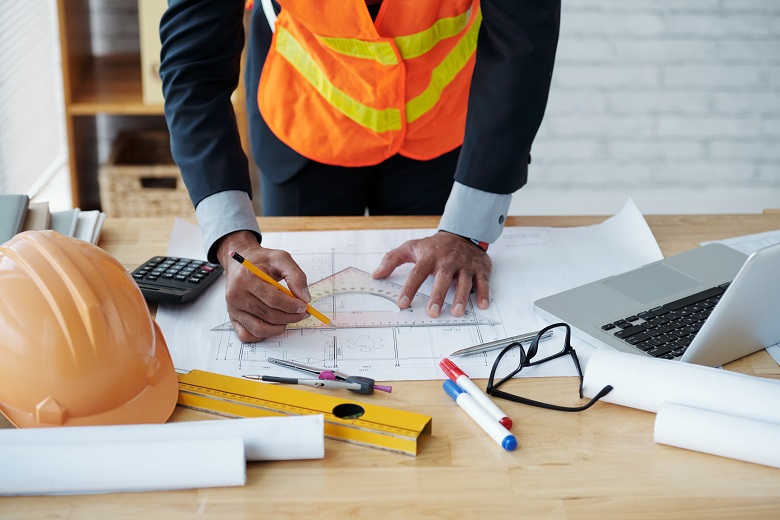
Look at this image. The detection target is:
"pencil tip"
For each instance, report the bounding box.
[231,251,245,263]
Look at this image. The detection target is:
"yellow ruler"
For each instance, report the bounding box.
[177,370,432,456]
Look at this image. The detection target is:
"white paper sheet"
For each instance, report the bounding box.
[654,403,780,469]
[702,228,780,255]
[158,200,663,381]
[0,415,325,461]
[582,349,780,424]
[0,437,246,495]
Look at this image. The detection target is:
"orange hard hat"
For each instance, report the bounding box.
[0,230,178,427]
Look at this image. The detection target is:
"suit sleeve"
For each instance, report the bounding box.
[159,0,251,208]
[455,0,561,194]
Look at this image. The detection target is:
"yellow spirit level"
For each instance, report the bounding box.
[177,370,432,456]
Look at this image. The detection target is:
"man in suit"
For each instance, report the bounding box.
[160,0,560,342]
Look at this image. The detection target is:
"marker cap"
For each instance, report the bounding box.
[443,379,463,400]
[439,358,465,380]
[503,435,518,451]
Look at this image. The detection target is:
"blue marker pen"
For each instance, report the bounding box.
[442,380,518,451]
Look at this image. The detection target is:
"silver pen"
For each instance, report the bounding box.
[449,330,554,357]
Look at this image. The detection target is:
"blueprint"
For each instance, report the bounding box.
[157,200,664,381]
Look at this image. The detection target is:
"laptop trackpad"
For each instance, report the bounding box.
[603,263,701,304]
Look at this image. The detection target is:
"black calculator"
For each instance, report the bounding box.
[131,256,224,303]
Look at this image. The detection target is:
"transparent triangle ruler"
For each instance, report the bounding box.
[212,266,497,331]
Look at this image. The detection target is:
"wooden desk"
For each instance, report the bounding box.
[2,214,780,519]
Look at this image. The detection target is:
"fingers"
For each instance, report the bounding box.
[472,271,491,309]
[387,233,493,317]
[373,241,422,309]
[372,242,415,281]
[228,273,308,319]
[225,271,309,342]
[230,314,287,344]
[217,232,313,342]
[450,270,475,316]
[425,264,456,317]
[426,266,482,318]
[400,261,434,310]
[267,249,311,303]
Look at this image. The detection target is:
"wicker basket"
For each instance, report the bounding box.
[99,131,194,217]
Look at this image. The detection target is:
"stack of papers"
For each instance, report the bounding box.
[0,193,105,245]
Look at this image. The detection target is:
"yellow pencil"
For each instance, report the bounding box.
[230,251,331,325]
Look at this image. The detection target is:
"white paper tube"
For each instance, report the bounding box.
[0,415,324,461]
[655,403,780,469]
[0,437,246,495]
[582,349,780,423]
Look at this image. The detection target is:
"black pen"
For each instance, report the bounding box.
[243,375,365,391]
[449,330,554,357]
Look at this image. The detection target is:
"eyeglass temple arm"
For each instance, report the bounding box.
[487,385,613,413]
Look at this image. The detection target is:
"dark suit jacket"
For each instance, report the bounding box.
[160,0,560,208]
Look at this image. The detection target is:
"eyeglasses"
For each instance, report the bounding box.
[486,322,613,412]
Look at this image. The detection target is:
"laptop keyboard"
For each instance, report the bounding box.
[601,282,730,359]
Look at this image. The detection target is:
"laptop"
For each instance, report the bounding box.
[534,242,780,367]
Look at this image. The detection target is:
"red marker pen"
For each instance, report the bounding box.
[440,358,513,430]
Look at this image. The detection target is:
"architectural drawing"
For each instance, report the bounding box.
[159,201,664,381]
[207,252,516,381]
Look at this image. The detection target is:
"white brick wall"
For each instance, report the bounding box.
[513,0,780,215]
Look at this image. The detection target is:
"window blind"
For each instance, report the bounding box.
[0,0,67,196]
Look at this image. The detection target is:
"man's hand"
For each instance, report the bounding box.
[372,231,492,317]
[215,231,311,343]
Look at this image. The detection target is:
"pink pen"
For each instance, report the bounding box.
[440,358,513,430]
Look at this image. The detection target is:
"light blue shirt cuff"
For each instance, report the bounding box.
[438,182,512,244]
[195,190,262,263]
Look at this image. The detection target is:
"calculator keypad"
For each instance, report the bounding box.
[131,256,224,303]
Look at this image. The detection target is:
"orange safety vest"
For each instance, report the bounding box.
[257,0,482,167]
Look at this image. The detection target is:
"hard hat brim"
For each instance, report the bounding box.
[0,321,178,428]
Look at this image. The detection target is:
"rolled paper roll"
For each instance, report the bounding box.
[0,437,246,495]
[655,403,780,469]
[582,349,780,424]
[0,415,325,461]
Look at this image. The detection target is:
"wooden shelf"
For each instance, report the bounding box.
[58,0,169,209]
[57,0,251,210]
[69,55,164,116]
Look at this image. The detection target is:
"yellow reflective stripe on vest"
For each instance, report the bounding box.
[318,7,473,65]
[276,26,402,133]
[406,9,481,124]
[394,7,473,60]
[318,36,399,66]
